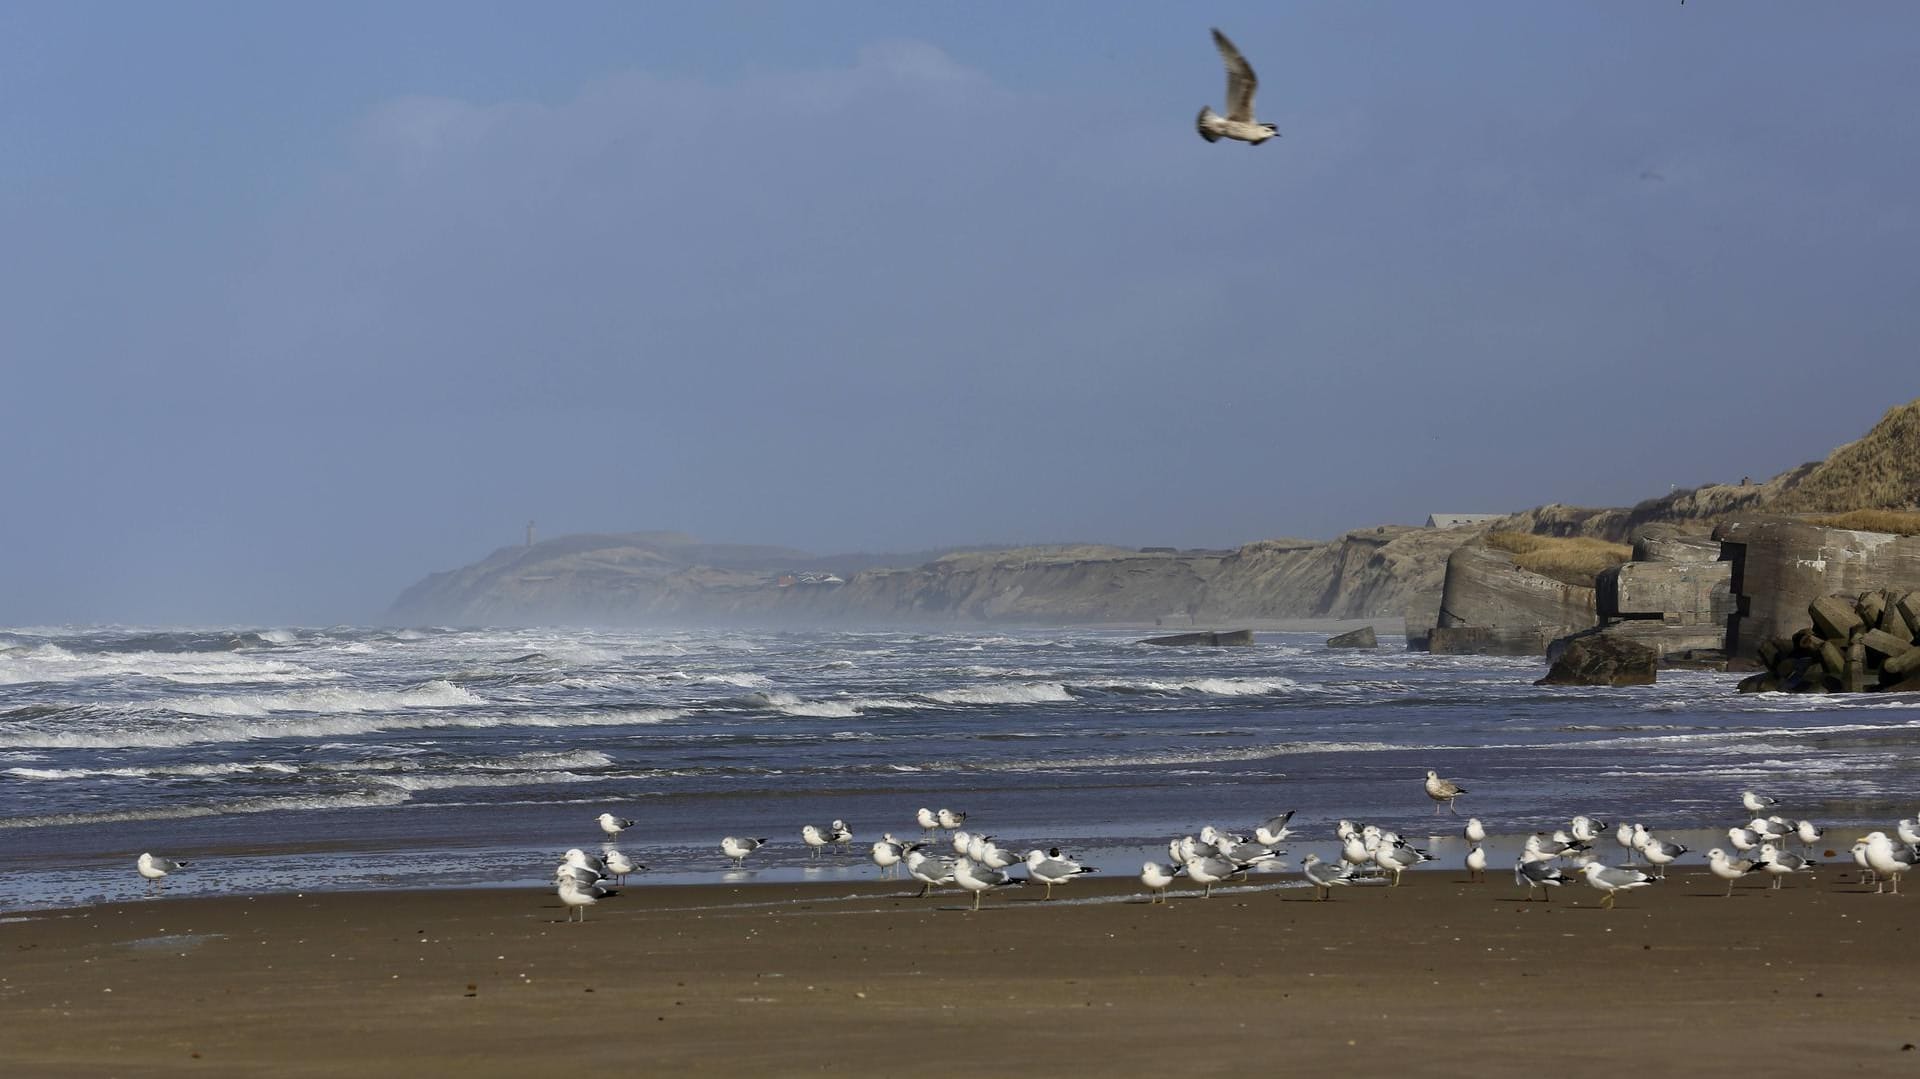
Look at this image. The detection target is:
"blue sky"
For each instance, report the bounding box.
[2,2,1916,623]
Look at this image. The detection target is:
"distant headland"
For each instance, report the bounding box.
[389,400,1920,647]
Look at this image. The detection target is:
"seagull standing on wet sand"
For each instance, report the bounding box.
[603,849,644,885]
[1026,848,1098,899]
[1515,859,1568,901]
[137,853,189,894]
[905,849,955,897]
[1424,770,1467,815]
[872,837,912,879]
[953,857,1020,911]
[1466,845,1488,883]
[801,824,832,860]
[557,877,597,922]
[1707,848,1761,896]
[1196,28,1281,146]
[1741,790,1780,814]
[1141,861,1182,904]
[1616,821,1639,864]
[1862,832,1915,895]
[1580,864,1655,910]
[1301,853,1357,899]
[1640,836,1686,879]
[597,812,633,841]
[722,836,767,869]
[1757,845,1815,889]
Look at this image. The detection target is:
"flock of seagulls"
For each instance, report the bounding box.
[537,778,1920,918]
[133,779,1920,916]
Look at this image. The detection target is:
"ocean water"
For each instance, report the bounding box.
[2,625,1916,910]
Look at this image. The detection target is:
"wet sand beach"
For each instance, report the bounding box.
[3,869,1916,1076]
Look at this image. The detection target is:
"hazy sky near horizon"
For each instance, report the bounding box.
[3,2,1917,624]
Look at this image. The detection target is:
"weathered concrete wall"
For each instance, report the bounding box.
[1403,591,1442,651]
[1631,525,1723,564]
[1598,561,1733,625]
[1432,545,1598,655]
[1715,517,1920,659]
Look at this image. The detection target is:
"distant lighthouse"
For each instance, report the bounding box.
[526,520,536,548]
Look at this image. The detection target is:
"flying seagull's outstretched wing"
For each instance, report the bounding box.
[1212,28,1258,122]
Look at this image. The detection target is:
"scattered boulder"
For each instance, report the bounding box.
[1535,634,1657,687]
[1326,625,1378,649]
[1141,629,1255,647]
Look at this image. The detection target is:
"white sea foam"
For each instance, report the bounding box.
[0,707,681,750]
[696,672,773,688]
[158,680,482,718]
[0,789,412,830]
[922,682,1075,706]
[318,749,614,774]
[0,645,334,687]
[761,692,860,718]
[1077,676,1303,697]
[368,769,598,792]
[989,741,1406,773]
[4,762,299,781]
[740,690,915,718]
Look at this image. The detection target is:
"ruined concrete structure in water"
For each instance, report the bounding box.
[1428,545,1598,656]
[1715,517,1920,660]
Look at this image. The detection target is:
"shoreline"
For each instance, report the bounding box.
[5,869,1918,1075]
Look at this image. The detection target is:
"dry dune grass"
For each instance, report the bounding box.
[1806,509,1920,537]
[1484,531,1631,587]
[1773,399,1920,514]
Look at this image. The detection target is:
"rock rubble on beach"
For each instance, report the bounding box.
[1738,590,1920,693]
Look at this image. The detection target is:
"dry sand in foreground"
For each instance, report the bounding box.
[2,869,1916,1076]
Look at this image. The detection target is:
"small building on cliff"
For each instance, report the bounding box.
[1425,514,1502,530]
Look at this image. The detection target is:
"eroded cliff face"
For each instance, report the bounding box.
[1198,527,1469,623]
[386,528,1480,628]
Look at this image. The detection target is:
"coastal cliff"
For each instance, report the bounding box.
[387,529,1472,628]
[389,399,1920,630]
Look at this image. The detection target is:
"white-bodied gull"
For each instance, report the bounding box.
[136,853,189,894]
[722,836,767,868]
[1140,861,1182,904]
[1300,853,1357,900]
[1580,864,1654,910]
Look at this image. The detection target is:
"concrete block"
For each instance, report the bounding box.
[1847,641,1870,693]
[1885,645,1920,677]
[1862,628,1914,660]
[1858,591,1888,628]
[1880,598,1915,641]
[1603,561,1732,621]
[1810,595,1865,640]
[1819,639,1847,678]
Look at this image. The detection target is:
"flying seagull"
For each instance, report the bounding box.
[1196,28,1280,146]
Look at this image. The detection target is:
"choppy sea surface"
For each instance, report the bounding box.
[2,625,1916,911]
